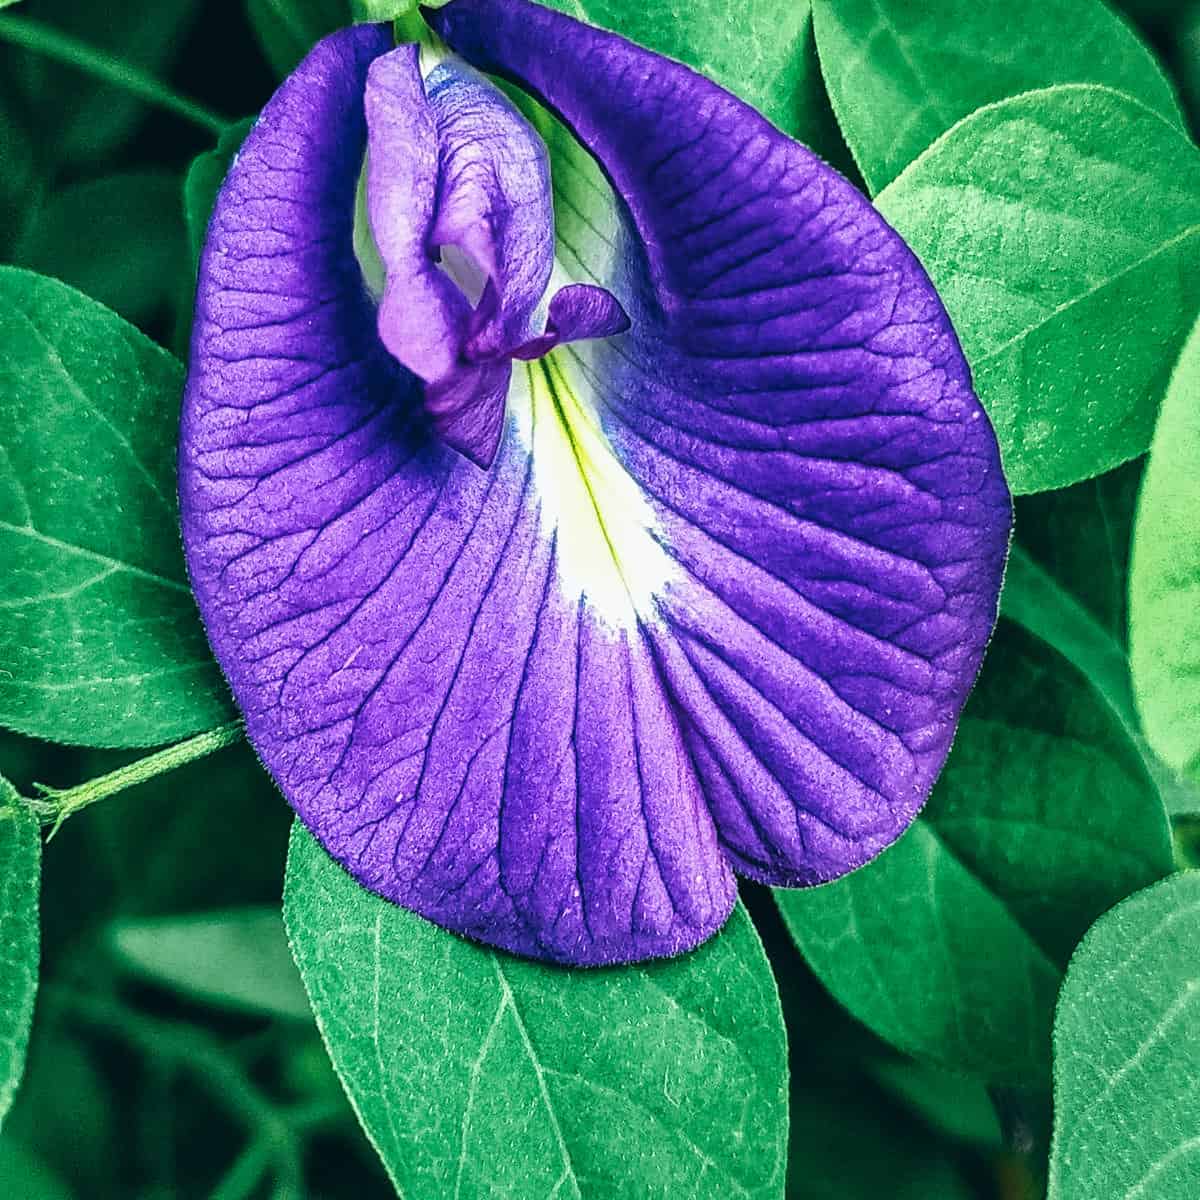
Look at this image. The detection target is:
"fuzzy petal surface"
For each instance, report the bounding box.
[180,7,1011,965]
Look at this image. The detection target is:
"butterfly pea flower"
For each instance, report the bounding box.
[180,0,1011,965]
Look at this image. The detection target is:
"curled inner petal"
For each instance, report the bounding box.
[364,43,628,468]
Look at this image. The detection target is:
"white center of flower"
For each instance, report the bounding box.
[507,342,677,630]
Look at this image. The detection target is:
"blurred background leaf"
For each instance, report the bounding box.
[108,908,311,1023]
[0,0,203,168]
[10,170,188,331]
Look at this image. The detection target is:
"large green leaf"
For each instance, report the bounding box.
[284,822,788,1198]
[877,85,1200,494]
[11,170,188,331]
[0,268,233,747]
[811,0,1182,194]
[776,620,1172,1083]
[1130,313,1200,781]
[108,908,311,1022]
[1048,872,1200,1199]
[0,779,39,1131]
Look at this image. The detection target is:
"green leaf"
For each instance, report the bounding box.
[539,0,845,162]
[787,1079,975,1199]
[1048,872,1200,1199]
[811,0,1182,194]
[0,1139,70,1200]
[1006,466,1200,815]
[0,268,233,747]
[3,0,202,164]
[1131,312,1200,781]
[284,822,788,1198]
[184,117,255,267]
[11,170,188,330]
[1013,458,1143,645]
[867,1058,1002,1148]
[778,818,1060,1084]
[776,620,1173,1083]
[0,780,39,1132]
[0,98,40,260]
[877,84,1200,494]
[108,907,311,1022]
[245,0,351,77]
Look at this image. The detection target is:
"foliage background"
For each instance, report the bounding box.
[0,1,1198,1197]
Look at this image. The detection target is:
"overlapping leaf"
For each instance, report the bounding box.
[541,0,843,159]
[284,823,788,1198]
[811,0,1182,193]
[0,269,233,747]
[877,85,1200,493]
[1049,873,1200,1199]
[776,620,1172,1083]
[1130,313,1200,781]
[183,118,255,266]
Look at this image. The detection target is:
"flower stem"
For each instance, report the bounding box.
[0,13,227,134]
[30,721,244,834]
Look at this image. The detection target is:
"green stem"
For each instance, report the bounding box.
[0,13,227,134]
[31,721,244,833]
[58,989,305,1196]
[210,1137,274,1200]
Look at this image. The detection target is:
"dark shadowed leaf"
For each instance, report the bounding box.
[867,1058,1002,1148]
[787,1079,975,1199]
[1130,313,1200,782]
[284,822,788,1199]
[877,85,1200,494]
[0,269,233,747]
[776,620,1172,1083]
[1049,872,1200,1199]
[1014,458,1143,645]
[11,170,188,331]
[0,779,39,1131]
[811,0,1182,193]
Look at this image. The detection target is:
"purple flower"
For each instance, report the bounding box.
[180,0,1011,965]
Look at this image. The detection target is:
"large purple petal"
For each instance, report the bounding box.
[426,0,1012,883]
[180,25,734,965]
[182,4,1011,966]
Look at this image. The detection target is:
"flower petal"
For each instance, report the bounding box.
[427,0,1013,883]
[180,25,735,964]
